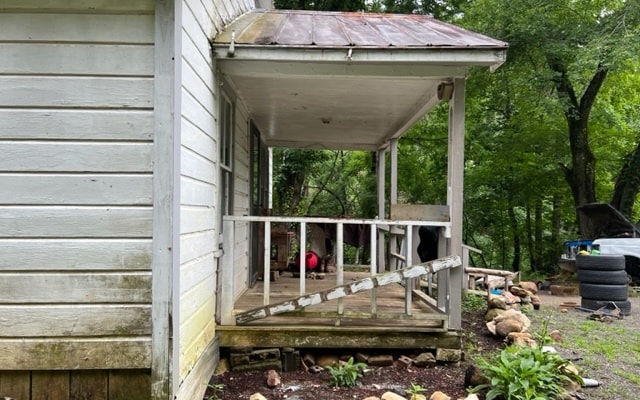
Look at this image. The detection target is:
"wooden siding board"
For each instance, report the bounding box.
[181,30,214,92]
[0,77,153,109]
[0,44,154,76]
[0,0,154,13]
[0,174,152,205]
[0,305,151,337]
[70,370,108,400]
[181,87,215,136]
[0,14,154,43]
[0,142,152,173]
[181,118,216,161]
[180,207,216,235]
[181,146,217,184]
[0,273,151,304]
[31,371,70,400]
[108,370,151,400]
[182,63,215,113]
[0,109,153,141]
[180,177,216,207]
[0,371,30,400]
[179,254,215,296]
[0,338,151,370]
[179,279,215,326]
[0,207,152,238]
[173,336,218,400]
[179,318,215,378]
[180,231,216,265]
[0,239,151,271]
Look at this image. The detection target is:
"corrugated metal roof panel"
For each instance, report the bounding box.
[215,10,508,49]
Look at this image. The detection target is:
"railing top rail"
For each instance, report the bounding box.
[223,215,450,227]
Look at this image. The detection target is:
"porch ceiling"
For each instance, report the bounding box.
[212,10,508,151]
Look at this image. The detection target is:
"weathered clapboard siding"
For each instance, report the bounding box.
[0,0,153,13]
[0,143,152,172]
[0,14,154,43]
[0,239,151,271]
[0,305,151,336]
[0,207,152,238]
[0,175,152,205]
[0,2,154,387]
[0,109,153,140]
[0,273,151,303]
[177,0,220,396]
[0,338,151,370]
[0,44,154,76]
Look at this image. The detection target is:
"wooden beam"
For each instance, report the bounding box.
[235,255,461,324]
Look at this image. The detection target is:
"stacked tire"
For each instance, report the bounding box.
[576,254,631,315]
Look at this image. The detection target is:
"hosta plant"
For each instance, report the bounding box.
[326,357,367,388]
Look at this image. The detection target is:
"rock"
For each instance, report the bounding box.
[517,281,538,294]
[355,352,369,363]
[381,392,407,400]
[265,369,281,387]
[302,352,316,366]
[410,395,427,400]
[509,285,533,298]
[397,354,413,368]
[363,397,382,400]
[249,394,268,400]
[487,295,508,310]
[315,354,339,367]
[550,329,563,343]
[460,394,480,400]
[464,364,489,388]
[506,332,537,347]
[214,358,230,375]
[494,308,531,331]
[430,391,451,400]
[413,352,436,367]
[436,348,462,363]
[368,354,394,366]
[484,307,505,322]
[503,291,521,305]
[495,318,524,337]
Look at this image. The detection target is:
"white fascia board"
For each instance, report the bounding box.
[213,45,507,70]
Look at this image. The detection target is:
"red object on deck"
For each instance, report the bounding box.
[295,250,320,271]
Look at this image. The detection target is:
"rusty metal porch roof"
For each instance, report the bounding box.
[214,9,507,49]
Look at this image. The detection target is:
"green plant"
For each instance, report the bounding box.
[462,293,487,312]
[326,357,367,388]
[206,383,225,400]
[406,382,428,396]
[474,320,582,400]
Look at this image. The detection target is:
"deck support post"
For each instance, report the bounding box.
[376,148,386,273]
[220,220,236,325]
[445,77,466,329]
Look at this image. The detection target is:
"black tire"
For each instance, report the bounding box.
[581,298,632,316]
[576,254,625,271]
[576,269,629,285]
[579,283,628,301]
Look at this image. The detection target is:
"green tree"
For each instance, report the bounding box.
[463,0,640,235]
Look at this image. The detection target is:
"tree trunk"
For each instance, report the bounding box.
[508,203,520,272]
[611,141,640,219]
[534,199,543,271]
[550,59,607,234]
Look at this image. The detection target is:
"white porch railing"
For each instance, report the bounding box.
[220,215,461,328]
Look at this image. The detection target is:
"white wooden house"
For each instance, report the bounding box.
[0,1,507,399]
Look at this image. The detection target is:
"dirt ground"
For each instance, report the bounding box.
[205,288,640,400]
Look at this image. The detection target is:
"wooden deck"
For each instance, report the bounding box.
[217,270,462,350]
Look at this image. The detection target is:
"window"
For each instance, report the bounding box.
[219,93,234,229]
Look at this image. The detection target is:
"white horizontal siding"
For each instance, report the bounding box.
[0,239,151,271]
[0,109,153,141]
[0,6,154,371]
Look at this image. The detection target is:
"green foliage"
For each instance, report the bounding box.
[326,357,367,388]
[462,293,487,313]
[474,321,582,400]
[206,383,225,400]
[406,382,428,396]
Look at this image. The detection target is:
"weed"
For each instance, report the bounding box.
[474,319,582,400]
[326,357,367,388]
[462,293,487,312]
[206,383,225,400]
[405,382,428,398]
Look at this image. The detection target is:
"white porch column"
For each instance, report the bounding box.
[376,149,386,273]
[445,78,466,330]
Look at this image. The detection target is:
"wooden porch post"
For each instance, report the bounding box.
[389,140,399,271]
[445,78,466,330]
[220,220,236,325]
[377,149,386,273]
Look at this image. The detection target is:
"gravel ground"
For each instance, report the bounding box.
[529,291,640,400]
